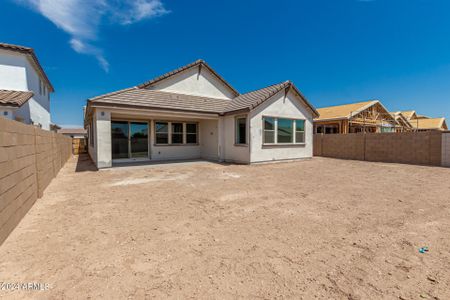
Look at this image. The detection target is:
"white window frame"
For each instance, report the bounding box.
[295,119,305,143]
[154,121,199,146]
[186,123,198,144]
[262,116,306,145]
[155,121,169,145]
[235,116,247,146]
[171,122,184,144]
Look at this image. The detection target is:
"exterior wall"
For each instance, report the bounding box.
[200,119,219,160]
[249,89,314,163]
[0,108,16,120]
[148,66,234,99]
[0,50,51,130]
[0,50,28,91]
[442,132,450,167]
[0,117,71,245]
[88,122,97,164]
[221,114,250,163]
[314,131,443,166]
[95,110,112,168]
[91,110,223,168]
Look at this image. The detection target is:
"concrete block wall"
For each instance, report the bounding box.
[0,117,71,244]
[442,132,450,167]
[314,131,443,167]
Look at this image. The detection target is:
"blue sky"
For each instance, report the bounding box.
[1,0,450,127]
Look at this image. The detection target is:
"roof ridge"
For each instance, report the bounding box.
[136,59,239,96]
[237,81,289,96]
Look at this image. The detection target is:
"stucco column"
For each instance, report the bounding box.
[95,109,112,168]
[218,117,225,162]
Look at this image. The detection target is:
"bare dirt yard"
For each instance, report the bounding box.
[1,155,450,299]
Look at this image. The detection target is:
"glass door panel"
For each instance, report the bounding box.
[130,122,149,158]
[111,121,129,159]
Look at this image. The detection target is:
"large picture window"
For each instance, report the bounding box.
[235,117,247,145]
[155,122,169,144]
[277,118,293,143]
[263,117,306,145]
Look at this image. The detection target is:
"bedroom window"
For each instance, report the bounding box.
[295,120,305,143]
[263,117,275,144]
[235,116,247,145]
[262,117,306,145]
[155,122,169,144]
[186,123,198,144]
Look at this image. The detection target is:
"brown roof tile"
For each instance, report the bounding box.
[0,42,54,92]
[88,81,319,117]
[89,88,231,114]
[0,90,34,107]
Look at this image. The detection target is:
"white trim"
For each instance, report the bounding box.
[91,105,220,120]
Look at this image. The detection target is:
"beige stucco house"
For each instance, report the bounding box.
[84,60,318,168]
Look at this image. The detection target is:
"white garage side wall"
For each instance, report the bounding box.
[0,50,28,91]
[221,114,250,164]
[24,58,51,130]
[249,89,314,163]
[200,119,219,160]
[148,67,234,99]
[95,110,112,168]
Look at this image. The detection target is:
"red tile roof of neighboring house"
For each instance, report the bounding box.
[0,90,34,107]
[0,42,54,92]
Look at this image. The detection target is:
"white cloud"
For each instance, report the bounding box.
[15,0,168,72]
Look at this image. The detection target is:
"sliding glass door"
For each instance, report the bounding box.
[112,121,129,159]
[130,122,149,158]
[111,121,149,160]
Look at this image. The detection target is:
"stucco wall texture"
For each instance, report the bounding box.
[0,117,71,245]
[314,131,444,167]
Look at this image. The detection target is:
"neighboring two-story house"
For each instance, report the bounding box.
[0,43,54,130]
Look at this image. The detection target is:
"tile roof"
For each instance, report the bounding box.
[409,118,447,130]
[58,128,87,135]
[223,82,289,113]
[88,81,319,117]
[89,87,231,114]
[137,59,239,97]
[0,90,34,107]
[0,43,54,92]
[315,100,377,121]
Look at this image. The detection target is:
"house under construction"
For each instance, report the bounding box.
[314,100,400,134]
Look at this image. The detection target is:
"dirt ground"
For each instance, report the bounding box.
[1,155,450,299]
